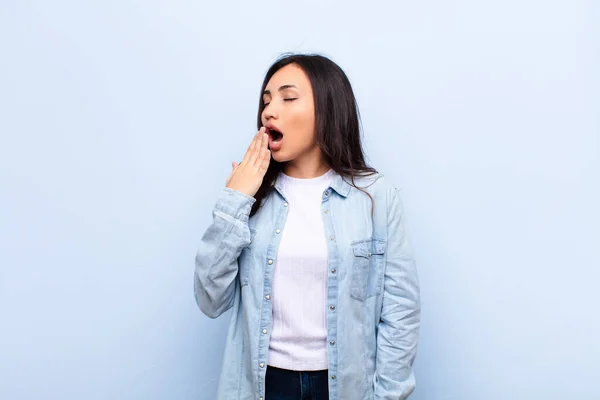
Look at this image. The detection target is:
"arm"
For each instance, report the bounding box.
[193,187,256,319]
[374,187,421,399]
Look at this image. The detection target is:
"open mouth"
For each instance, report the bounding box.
[267,128,284,142]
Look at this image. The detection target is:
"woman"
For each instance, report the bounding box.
[194,53,420,400]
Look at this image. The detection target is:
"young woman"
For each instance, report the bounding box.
[194,53,420,400]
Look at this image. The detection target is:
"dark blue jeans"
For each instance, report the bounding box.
[265,365,330,400]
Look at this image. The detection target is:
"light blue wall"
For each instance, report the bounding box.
[1,1,598,399]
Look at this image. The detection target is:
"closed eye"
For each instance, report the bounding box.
[263,98,297,107]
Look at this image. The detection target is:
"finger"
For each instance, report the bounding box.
[257,130,270,169]
[249,128,266,167]
[259,148,271,173]
[253,130,268,167]
[241,130,262,166]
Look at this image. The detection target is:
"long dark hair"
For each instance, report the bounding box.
[250,53,378,217]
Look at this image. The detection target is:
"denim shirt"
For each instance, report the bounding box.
[194,171,420,400]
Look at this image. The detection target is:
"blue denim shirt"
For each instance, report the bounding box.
[194,171,420,400]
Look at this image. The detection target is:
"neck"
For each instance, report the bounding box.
[283,149,330,179]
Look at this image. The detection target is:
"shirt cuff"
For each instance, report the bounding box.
[214,187,257,222]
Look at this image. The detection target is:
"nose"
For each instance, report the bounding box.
[262,103,278,124]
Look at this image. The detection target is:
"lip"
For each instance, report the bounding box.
[264,122,283,138]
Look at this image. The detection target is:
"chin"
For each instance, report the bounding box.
[271,151,290,163]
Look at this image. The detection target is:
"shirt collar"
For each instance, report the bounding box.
[274,169,351,199]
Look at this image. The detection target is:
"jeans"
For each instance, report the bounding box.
[265,365,330,400]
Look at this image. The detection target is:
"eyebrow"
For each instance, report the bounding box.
[263,84,298,96]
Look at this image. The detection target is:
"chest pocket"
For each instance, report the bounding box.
[349,237,386,301]
[238,228,257,287]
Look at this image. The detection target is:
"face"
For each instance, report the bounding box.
[261,64,318,163]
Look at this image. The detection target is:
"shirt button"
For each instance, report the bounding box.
[262,329,267,334]
[268,259,273,265]
[265,294,271,300]
[329,236,335,241]
[260,397,263,400]
[283,202,288,207]
[330,268,336,274]
[329,340,335,345]
[324,209,329,214]
[331,375,337,380]
[259,362,265,368]
[275,229,281,234]
[330,305,336,311]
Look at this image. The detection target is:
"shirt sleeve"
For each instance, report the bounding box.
[374,187,421,399]
[193,187,256,319]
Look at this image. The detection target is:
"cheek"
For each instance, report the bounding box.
[290,104,315,138]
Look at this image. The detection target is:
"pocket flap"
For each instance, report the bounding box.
[352,238,386,258]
